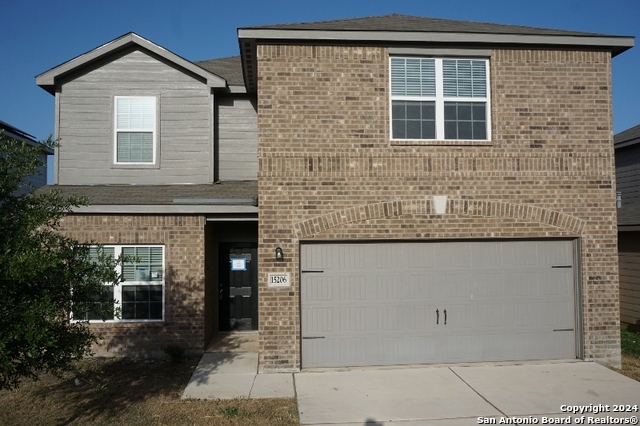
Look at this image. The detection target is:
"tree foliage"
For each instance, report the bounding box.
[0,132,121,390]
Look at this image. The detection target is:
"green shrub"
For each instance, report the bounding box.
[621,328,640,357]
[162,344,185,362]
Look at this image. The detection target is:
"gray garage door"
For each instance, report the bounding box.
[300,240,577,368]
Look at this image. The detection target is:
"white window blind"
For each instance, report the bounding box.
[115,97,156,163]
[391,58,436,97]
[390,57,490,141]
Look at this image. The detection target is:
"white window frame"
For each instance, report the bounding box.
[389,57,491,142]
[82,245,165,323]
[114,96,157,164]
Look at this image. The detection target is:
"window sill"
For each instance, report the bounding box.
[390,139,493,147]
[111,162,160,170]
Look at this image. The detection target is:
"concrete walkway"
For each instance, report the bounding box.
[182,333,294,399]
[181,351,294,399]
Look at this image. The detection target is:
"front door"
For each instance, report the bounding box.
[219,244,258,331]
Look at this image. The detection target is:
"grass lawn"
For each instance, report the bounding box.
[611,327,640,382]
[0,357,298,426]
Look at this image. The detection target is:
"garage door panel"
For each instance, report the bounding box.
[377,305,404,330]
[338,276,367,300]
[472,303,505,328]
[504,272,539,297]
[302,307,335,334]
[442,304,473,329]
[339,306,367,332]
[301,244,334,270]
[376,275,408,300]
[470,243,503,268]
[436,243,471,268]
[502,242,539,267]
[376,245,409,269]
[302,337,368,367]
[409,274,435,299]
[303,276,334,301]
[541,301,574,327]
[537,240,573,266]
[301,240,577,368]
[474,273,503,298]
[445,335,478,361]
[540,271,572,296]
[408,243,436,269]
[506,303,540,327]
[377,337,412,362]
[338,245,367,269]
[408,305,436,330]
[444,273,473,299]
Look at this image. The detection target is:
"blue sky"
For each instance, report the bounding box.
[2,0,639,143]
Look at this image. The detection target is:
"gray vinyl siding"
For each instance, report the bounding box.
[619,232,640,326]
[616,163,640,205]
[57,48,213,185]
[616,146,640,205]
[217,97,257,181]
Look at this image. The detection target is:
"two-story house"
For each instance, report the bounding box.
[36,15,633,369]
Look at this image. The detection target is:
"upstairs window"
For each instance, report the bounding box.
[390,57,490,141]
[114,96,156,163]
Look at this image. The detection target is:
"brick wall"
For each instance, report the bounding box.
[257,45,620,369]
[57,214,206,357]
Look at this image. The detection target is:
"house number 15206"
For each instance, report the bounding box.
[268,273,290,287]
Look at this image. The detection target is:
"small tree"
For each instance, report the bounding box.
[0,132,122,390]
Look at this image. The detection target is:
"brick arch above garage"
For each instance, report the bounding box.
[292,198,586,239]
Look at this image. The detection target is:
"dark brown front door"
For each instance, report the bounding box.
[219,244,258,331]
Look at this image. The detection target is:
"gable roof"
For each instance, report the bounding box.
[238,14,635,92]
[615,124,640,149]
[36,33,228,94]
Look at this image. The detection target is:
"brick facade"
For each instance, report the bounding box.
[257,45,620,369]
[57,215,206,357]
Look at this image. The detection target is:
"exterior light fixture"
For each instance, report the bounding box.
[275,247,284,261]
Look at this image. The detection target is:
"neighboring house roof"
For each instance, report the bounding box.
[33,182,258,214]
[36,32,228,94]
[196,56,244,88]
[0,120,53,154]
[614,123,640,149]
[238,14,635,92]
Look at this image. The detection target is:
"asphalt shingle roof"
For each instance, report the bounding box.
[33,182,258,206]
[196,56,244,86]
[615,124,640,146]
[240,14,615,38]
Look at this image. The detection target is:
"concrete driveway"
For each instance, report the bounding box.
[294,361,640,425]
